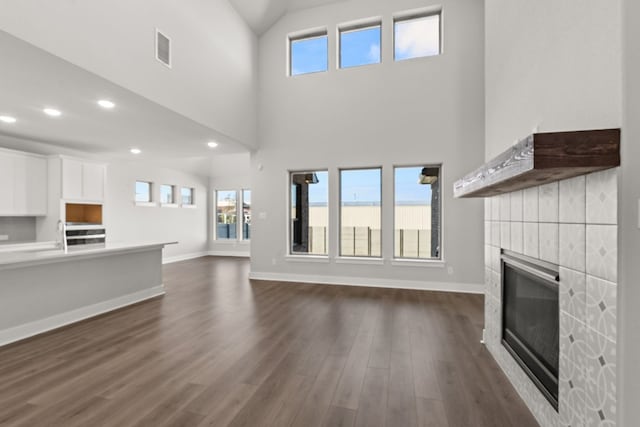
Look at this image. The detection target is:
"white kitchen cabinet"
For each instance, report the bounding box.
[0,150,47,216]
[62,158,83,201]
[0,154,14,215]
[82,162,105,201]
[61,158,106,202]
[13,156,47,215]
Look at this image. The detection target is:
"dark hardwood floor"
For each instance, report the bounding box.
[0,257,539,427]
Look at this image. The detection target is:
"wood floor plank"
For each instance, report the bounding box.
[353,367,388,427]
[0,257,540,427]
[323,406,356,427]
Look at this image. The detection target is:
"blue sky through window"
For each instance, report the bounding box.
[340,26,381,68]
[394,14,440,61]
[291,35,328,75]
[306,169,433,204]
[308,171,328,204]
[341,169,381,205]
[395,166,432,204]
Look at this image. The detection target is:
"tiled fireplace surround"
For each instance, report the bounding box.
[484,168,618,427]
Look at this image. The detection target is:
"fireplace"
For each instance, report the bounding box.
[501,250,560,410]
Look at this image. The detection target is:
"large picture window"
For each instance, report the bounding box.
[394,165,441,259]
[216,190,237,240]
[340,168,382,257]
[290,171,328,255]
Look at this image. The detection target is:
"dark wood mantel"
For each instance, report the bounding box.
[453,129,620,198]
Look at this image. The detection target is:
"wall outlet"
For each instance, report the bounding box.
[0,235,8,241]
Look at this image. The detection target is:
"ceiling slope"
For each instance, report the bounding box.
[229,0,349,34]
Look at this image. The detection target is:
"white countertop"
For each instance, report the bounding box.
[0,241,177,270]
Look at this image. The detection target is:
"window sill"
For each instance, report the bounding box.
[285,255,330,263]
[135,201,157,207]
[161,203,179,208]
[181,204,197,209]
[335,257,384,266]
[214,239,241,244]
[391,258,445,268]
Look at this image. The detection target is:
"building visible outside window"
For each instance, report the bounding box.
[394,12,441,61]
[394,165,441,259]
[135,181,152,203]
[181,187,195,205]
[242,189,251,240]
[339,23,381,68]
[216,190,237,239]
[340,168,382,257]
[290,32,328,76]
[290,171,328,255]
[160,185,174,204]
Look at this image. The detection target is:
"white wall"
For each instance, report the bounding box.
[0,0,258,148]
[485,0,622,158]
[105,160,210,262]
[251,0,486,291]
[209,153,252,256]
[619,0,640,423]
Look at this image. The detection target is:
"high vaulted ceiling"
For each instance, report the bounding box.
[0,30,247,175]
[229,0,349,34]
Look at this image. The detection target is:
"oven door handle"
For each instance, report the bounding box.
[502,258,560,283]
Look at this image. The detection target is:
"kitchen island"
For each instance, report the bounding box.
[0,241,175,346]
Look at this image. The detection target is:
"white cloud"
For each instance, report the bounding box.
[368,43,381,62]
[395,15,440,59]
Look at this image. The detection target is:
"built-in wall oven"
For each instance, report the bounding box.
[65,224,106,246]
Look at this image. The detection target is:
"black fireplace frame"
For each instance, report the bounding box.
[501,250,560,411]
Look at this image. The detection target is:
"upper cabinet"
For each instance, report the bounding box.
[61,158,106,203]
[0,150,47,216]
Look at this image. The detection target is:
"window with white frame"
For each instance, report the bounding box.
[394,11,441,61]
[160,185,175,204]
[181,187,195,206]
[290,171,328,255]
[394,165,441,259]
[340,168,382,257]
[135,181,152,203]
[216,190,237,240]
[289,31,328,76]
[339,22,381,69]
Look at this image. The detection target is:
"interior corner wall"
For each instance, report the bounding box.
[208,152,252,256]
[619,0,640,423]
[251,0,486,290]
[104,160,209,262]
[485,0,622,159]
[0,0,258,148]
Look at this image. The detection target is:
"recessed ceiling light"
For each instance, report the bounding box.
[207,141,218,148]
[0,116,17,124]
[97,100,115,109]
[130,148,141,154]
[43,108,62,117]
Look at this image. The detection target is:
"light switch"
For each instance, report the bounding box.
[259,212,267,220]
[0,235,8,241]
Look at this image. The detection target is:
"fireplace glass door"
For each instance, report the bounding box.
[502,251,559,409]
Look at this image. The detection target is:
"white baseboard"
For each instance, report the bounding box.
[162,252,209,264]
[208,250,250,258]
[248,271,484,294]
[0,286,165,348]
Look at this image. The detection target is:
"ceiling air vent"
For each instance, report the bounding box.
[155,29,171,67]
